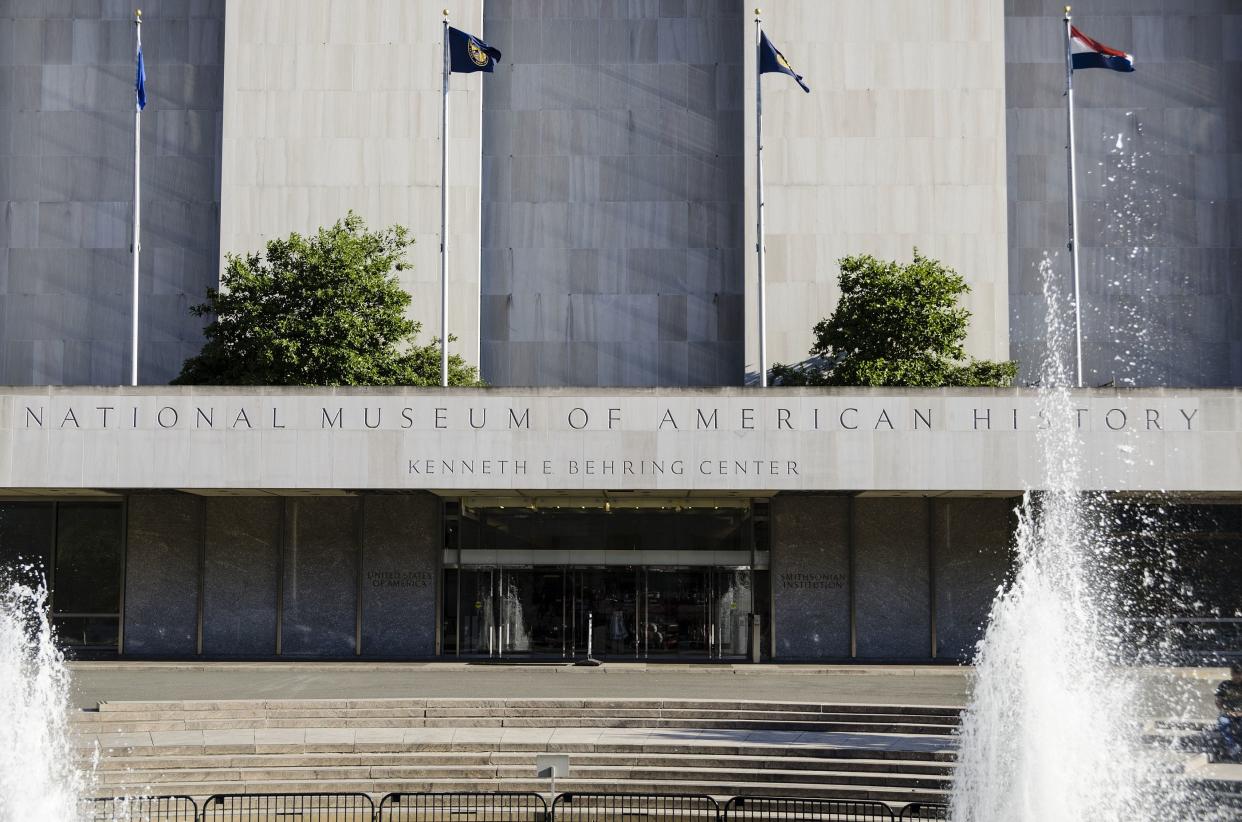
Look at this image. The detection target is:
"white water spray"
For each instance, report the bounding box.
[950,258,1211,821]
[0,573,90,821]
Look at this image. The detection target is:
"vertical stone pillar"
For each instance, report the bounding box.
[770,494,851,659]
[202,496,281,657]
[360,493,441,657]
[123,493,201,655]
[933,497,1015,660]
[854,497,931,660]
[281,496,360,657]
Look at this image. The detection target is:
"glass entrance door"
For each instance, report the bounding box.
[571,567,639,658]
[643,568,709,656]
[713,569,754,658]
[451,565,755,660]
[498,568,566,656]
[460,568,496,655]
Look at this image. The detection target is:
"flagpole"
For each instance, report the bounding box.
[439,9,451,387]
[131,8,142,387]
[754,8,768,388]
[1063,6,1083,388]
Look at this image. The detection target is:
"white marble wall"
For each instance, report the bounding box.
[220,0,484,367]
[0,0,225,384]
[1006,0,1242,387]
[478,0,745,386]
[744,1,1010,379]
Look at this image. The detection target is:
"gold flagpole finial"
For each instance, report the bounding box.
[135,9,142,21]
[443,8,449,17]
[1065,5,1072,13]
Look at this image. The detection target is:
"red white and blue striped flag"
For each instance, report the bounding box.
[1070,26,1134,72]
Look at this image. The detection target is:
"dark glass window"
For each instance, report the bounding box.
[54,503,123,616]
[462,506,751,553]
[0,502,54,586]
[1,501,123,649]
[441,568,458,654]
[1109,501,1242,660]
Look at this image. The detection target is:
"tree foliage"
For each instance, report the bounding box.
[770,251,1017,387]
[173,213,481,386]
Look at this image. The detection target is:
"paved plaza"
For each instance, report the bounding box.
[67,662,1224,718]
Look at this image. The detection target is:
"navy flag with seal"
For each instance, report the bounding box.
[449,27,502,73]
[759,31,809,92]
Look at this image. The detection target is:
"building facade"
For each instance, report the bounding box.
[1,385,1239,661]
[0,2,1239,662]
[5,1,1237,387]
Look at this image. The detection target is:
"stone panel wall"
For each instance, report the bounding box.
[124,493,200,655]
[219,1,485,371]
[1006,0,1242,386]
[202,496,281,657]
[854,497,931,660]
[361,494,440,657]
[0,1,224,384]
[746,1,1010,381]
[933,497,1014,661]
[479,1,745,385]
[281,496,359,657]
[770,494,850,659]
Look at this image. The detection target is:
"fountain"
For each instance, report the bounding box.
[949,256,1220,820]
[0,569,92,821]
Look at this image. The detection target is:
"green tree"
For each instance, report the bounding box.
[173,213,481,386]
[770,251,1016,387]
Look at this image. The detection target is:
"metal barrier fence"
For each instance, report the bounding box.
[201,792,375,820]
[378,791,549,820]
[88,792,952,821]
[552,792,721,821]
[724,796,897,820]
[85,795,199,821]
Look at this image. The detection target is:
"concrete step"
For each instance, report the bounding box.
[95,776,949,804]
[78,708,959,726]
[83,698,960,805]
[96,763,949,790]
[76,705,958,722]
[80,738,957,763]
[90,750,956,775]
[75,718,957,737]
[91,698,961,716]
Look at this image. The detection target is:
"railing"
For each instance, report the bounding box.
[201,792,375,820]
[85,795,198,821]
[552,792,721,820]
[89,792,950,821]
[724,795,898,820]
[378,791,549,820]
[1121,617,1242,662]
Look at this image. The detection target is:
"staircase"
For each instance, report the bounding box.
[75,698,961,806]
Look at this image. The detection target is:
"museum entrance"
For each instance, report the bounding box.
[449,565,754,659]
[441,499,770,660]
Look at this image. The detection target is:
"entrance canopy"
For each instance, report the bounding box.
[1,387,1239,494]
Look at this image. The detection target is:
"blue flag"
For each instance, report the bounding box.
[448,26,501,74]
[135,42,146,110]
[759,31,809,93]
